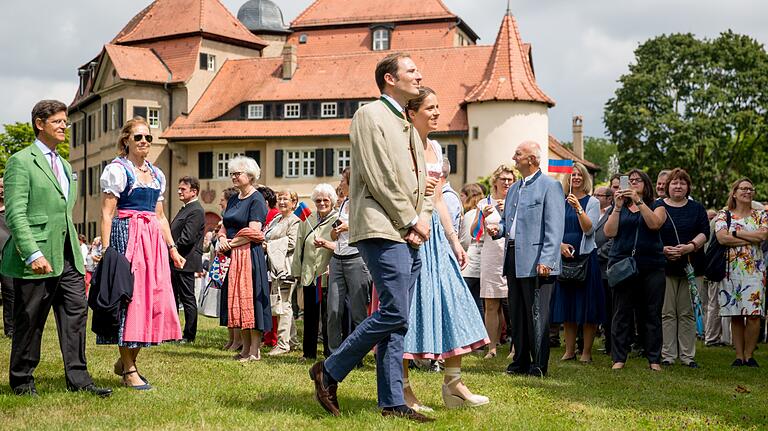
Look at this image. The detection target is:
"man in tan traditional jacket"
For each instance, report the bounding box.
[310,52,435,422]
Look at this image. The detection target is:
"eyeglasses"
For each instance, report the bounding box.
[314,198,331,204]
[46,119,71,128]
[737,187,755,193]
[628,178,643,184]
[230,172,244,178]
[133,134,153,143]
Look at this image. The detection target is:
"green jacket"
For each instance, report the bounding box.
[291,210,339,287]
[0,142,85,279]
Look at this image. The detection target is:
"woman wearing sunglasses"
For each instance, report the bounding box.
[98,117,184,390]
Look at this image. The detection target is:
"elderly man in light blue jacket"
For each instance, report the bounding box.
[487,141,564,377]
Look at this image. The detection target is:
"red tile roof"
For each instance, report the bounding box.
[104,44,172,83]
[134,36,202,83]
[113,0,266,49]
[166,46,495,139]
[465,13,554,106]
[548,135,600,171]
[291,0,456,28]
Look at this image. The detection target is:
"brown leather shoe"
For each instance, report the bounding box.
[381,407,436,423]
[309,361,340,416]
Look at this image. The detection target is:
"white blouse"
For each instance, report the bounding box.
[100,159,166,201]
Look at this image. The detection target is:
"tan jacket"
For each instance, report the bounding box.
[348,99,432,244]
[291,211,339,287]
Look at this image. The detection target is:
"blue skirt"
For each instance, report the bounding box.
[551,250,606,325]
[404,212,489,359]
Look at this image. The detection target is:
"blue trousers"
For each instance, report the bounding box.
[323,238,420,408]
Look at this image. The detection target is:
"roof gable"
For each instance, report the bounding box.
[291,0,456,28]
[465,13,554,106]
[113,0,266,49]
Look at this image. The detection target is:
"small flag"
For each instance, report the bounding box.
[473,196,492,240]
[548,159,574,174]
[293,202,312,221]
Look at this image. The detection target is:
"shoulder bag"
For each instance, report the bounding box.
[606,225,640,287]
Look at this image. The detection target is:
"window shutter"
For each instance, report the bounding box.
[117,98,124,128]
[301,103,309,119]
[240,104,247,120]
[274,149,284,178]
[87,167,93,196]
[311,102,321,119]
[79,169,86,196]
[86,116,92,142]
[315,149,325,177]
[325,148,335,176]
[102,104,108,132]
[199,53,208,70]
[275,104,283,120]
[447,144,458,174]
[71,122,78,148]
[198,151,213,179]
[264,104,272,120]
[245,150,261,167]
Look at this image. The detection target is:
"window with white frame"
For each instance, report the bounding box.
[284,103,300,118]
[321,102,337,118]
[372,28,390,51]
[148,108,160,128]
[286,151,301,178]
[247,104,264,119]
[216,152,244,178]
[207,54,216,72]
[337,148,351,176]
[302,150,315,177]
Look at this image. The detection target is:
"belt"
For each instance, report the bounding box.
[332,252,360,261]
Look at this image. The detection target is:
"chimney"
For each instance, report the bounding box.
[282,44,297,80]
[572,115,584,160]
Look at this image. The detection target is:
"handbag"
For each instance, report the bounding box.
[270,283,283,317]
[606,226,639,287]
[703,210,731,282]
[559,253,590,282]
[198,282,220,318]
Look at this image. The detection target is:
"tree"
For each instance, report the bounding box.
[561,137,618,184]
[604,31,768,208]
[0,122,70,176]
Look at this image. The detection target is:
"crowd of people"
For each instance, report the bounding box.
[0,53,766,423]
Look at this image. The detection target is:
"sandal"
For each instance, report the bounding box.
[114,360,149,384]
[122,370,152,391]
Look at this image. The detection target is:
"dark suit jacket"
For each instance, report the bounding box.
[89,246,133,339]
[170,200,205,273]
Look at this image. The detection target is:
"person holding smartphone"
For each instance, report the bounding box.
[603,169,667,371]
[327,168,373,353]
[551,162,605,363]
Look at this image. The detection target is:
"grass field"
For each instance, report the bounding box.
[0,314,766,430]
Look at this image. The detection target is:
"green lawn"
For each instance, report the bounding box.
[0,315,766,430]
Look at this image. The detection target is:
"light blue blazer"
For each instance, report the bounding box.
[493,170,565,278]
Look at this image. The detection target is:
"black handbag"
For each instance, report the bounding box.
[703,210,731,282]
[559,253,590,282]
[606,227,639,287]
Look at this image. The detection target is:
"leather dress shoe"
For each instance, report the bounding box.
[381,406,435,423]
[309,361,340,416]
[14,385,39,397]
[71,384,113,397]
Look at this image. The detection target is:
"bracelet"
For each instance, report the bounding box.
[168,243,177,251]
[686,240,697,250]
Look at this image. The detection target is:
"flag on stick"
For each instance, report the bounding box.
[293,202,312,221]
[548,159,574,174]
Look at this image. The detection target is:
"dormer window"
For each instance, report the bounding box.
[372,28,390,51]
[248,104,264,119]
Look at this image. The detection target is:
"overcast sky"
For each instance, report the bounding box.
[1,0,766,140]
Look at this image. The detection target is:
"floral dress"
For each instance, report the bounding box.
[716,209,767,316]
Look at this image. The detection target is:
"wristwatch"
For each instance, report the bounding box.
[576,208,584,215]
[635,200,644,206]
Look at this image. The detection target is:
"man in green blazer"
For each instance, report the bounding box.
[310,53,435,422]
[0,100,110,397]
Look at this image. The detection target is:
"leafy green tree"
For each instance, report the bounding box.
[0,122,70,176]
[604,31,768,208]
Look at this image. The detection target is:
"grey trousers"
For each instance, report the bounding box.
[273,279,296,351]
[327,255,372,352]
[700,279,722,344]
[661,276,697,364]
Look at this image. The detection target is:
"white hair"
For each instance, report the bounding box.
[311,183,338,204]
[228,156,261,185]
[520,141,542,165]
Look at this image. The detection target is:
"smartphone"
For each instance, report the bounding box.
[619,175,629,190]
[332,219,342,229]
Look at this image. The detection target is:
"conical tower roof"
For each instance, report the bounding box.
[465,12,554,106]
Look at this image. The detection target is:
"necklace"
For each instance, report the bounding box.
[137,163,150,173]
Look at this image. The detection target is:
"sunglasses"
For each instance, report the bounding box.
[133,134,153,143]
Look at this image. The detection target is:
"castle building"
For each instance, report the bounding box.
[68,0,596,235]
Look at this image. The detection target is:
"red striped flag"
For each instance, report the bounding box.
[293,202,312,222]
[548,159,574,174]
